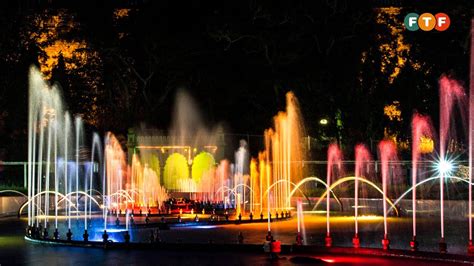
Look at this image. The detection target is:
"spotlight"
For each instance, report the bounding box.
[436,158,454,175]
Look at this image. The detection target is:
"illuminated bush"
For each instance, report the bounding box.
[163,153,189,190]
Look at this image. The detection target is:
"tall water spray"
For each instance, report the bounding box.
[28,66,66,229]
[235,140,249,214]
[438,75,466,251]
[27,66,98,238]
[262,92,305,212]
[411,114,432,250]
[469,17,474,253]
[326,144,342,247]
[296,199,306,245]
[353,144,371,247]
[378,140,398,250]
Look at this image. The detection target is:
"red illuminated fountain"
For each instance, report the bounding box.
[438,75,467,253]
[325,143,343,247]
[353,144,371,248]
[378,140,398,250]
[19,28,474,263]
[410,113,433,251]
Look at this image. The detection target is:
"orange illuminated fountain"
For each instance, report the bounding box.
[353,144,371,248]
[130,154,168,210]
[23,59,474,259]
[104,133,128,213]
[260,92,306,214]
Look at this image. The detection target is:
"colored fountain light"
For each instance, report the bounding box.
[20,46,474,261]
[325,143,342,247]
[435,158,454,176]
[411,113,433,251]
[378,140,398,250]
[438,75,467,252]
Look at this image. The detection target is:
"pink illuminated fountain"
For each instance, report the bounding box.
[378,140,398,250]
[23,51,474,257]
[325,143,343,247]
[469,18,474,254]
[410,113,433,251]
[353,144,371,248]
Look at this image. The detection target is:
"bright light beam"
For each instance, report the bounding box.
[436,158,454,176]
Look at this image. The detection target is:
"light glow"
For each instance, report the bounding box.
[436,158,455,176]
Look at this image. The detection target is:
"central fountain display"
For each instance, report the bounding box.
[23,63,474,256]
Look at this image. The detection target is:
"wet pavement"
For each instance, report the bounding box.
[1,215,473,265]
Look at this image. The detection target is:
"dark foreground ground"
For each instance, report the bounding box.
[1,216,473,265]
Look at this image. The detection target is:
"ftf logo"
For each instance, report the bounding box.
[404,13,450,31]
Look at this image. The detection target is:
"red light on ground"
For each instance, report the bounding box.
[320,257,335,263]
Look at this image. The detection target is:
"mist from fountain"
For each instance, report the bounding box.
[438,75,467,244]
[22,61,474,253]
[326,144,343,244]
[411,114,433,243]
[353,144,371,246]
[378,140,398,248]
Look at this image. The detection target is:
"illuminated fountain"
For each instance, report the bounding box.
[262,92,306,213]
[378,140,398,250]
[21,58,474,259]
[438,75,467,252]
[26,66,171,241]
[325,143,343,247]
[352,144,371,248]
[410,113,433,250]
[27,66,115,240]
[234,140,249,215]
[296,199,306,245]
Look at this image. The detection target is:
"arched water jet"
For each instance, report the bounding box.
[311,176,399,217]
[262,179,314,210]
[55,191,102,210]
[19,191,79,216]
[282,177,343,212]
[411,113,433,249]
[390,175,474,210]
[0,190,28,198]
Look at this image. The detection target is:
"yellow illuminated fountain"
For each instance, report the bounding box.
[24,64,474,257]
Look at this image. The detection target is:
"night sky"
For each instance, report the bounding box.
[0,0,472,160]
